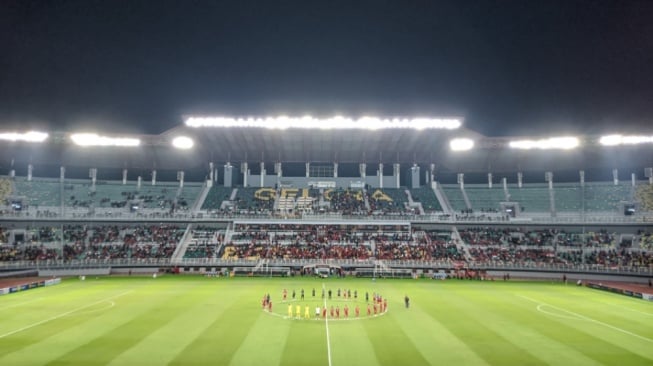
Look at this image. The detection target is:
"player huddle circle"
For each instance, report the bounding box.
[261,287,389,321]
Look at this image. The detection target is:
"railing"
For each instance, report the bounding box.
[2,207,653,225]
[1,257,651,276]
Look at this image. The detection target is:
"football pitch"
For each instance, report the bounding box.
[1,276,652,366]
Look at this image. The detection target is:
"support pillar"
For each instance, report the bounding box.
[242,162,248,187]
[224,162,233,188]
[393,163,400,188]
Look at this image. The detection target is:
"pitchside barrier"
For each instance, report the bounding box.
[39,268,111,277]
[586,282,653,302]
[232,266,291,277]
[0,277,61,296]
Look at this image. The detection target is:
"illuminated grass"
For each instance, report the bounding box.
[0,276,651,365]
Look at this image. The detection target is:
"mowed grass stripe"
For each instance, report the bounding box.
[279,320,330,366]
[361,308,430,366]
[513,291,653,362]
[554,287,653,342]
[428,283,547,365]
[0,297,141,366]
[228,312,293,366]
[454,284,600,366]
[395,284,490,365]
[167,284,257,365]
[328,316,380,366]
[43,282,204,366]
[0,280,135,334]
[509,284,653,364]
[3,277,653,366]
[0,280,156,365]
[0,290,140,357]
[528,284,653,336]
[106,281,240,366]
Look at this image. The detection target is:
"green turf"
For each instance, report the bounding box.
[0,276,652,365]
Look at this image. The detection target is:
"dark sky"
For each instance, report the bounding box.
[1,0,652,136]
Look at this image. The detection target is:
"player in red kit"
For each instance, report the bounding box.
[282,289,287,301]
[367,304,371,316]
[330,306,335,318]
[322,307,327,318]
[336,306,340,319]
[344,304,349,318]
[355,305,360,317]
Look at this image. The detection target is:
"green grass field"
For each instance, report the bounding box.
[1,276,652,365]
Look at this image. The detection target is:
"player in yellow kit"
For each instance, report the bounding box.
[296,304,301,318]
[304,305,310,319]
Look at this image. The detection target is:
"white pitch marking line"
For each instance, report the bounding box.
[323,283,333,366]
[518,295,653,343]
[535,304,581,321]
[0,290,133,339]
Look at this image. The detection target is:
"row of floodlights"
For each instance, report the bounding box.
[1,131,652,151]
[450,136,580,151]
[452,135,648,151]
[185,116,463,130]
[0,132,194,149]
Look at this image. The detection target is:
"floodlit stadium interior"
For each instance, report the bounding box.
[0,120,651,278]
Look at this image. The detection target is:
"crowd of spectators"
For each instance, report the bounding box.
[183,226,224,259]
[264,242,372,260]
[556,229,616,247]
[0,224,185,261]
[375,241,463,261]
[640,231,653,250]
[0,245,58,261]
[325,189,367,215]
[458,227,612,247]
[557,248,652,268]
[468,247,562,265]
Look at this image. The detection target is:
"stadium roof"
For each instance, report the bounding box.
[0,122,651,174]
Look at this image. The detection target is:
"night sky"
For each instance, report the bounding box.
[1,0,652,137]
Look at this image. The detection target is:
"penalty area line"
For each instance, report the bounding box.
[323,283,333,366]
[0,290,133,339]
[517,295,653,343]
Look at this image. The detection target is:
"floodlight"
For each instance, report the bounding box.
[172,136,194,149]
[509,137,579,150]
[599,134,653,146]
[0,131,49,143]
[70,133,140,147]
[449,138,474,151]
[184,116,461,130]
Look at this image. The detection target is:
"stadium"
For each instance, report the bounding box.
[1,118,652,365]
[3,1,653,365]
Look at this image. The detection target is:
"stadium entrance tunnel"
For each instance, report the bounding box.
[303,264,343,278]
